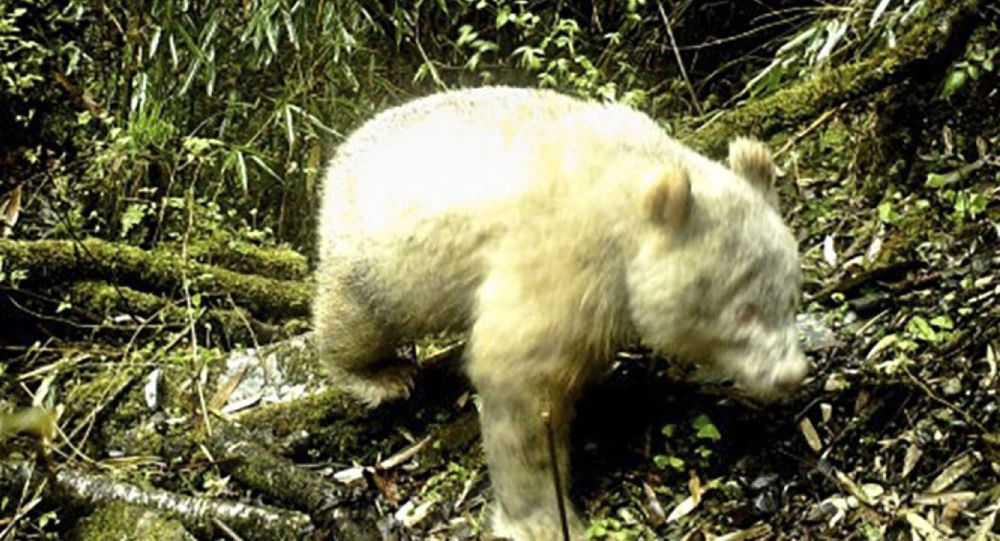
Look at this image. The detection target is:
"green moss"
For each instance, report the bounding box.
[73,502,192,541]
[61,357,143,434]
[238,388,363,445]
[51,280,285,346]
[180,230,309,281]
[0,237,311,321]
[67,281,166,315]
[679,0,983,155]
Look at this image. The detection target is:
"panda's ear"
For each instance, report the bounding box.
[643,165,691,230]
[728,137,778,206]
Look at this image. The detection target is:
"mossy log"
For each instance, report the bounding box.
[0,460,314,541]
[225,338,470,457]
[0,280,291,347]
[0,238,310,322]
[61,280,289,344]
[205,418,384,540]
[680,0,985,155]
[1,6,989,529]
[0,0,981,337]
[73,502,195,541]
[169,234,309,281]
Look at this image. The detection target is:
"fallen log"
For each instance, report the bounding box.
[73,502,195,541]
[680,0,984,154]
[0,280,290,347]
[0,460,314,541]
[206,418,384,541]
[167,234,309,282]
[0,237,310,322]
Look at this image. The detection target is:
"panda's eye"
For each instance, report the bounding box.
[737,304,760,324]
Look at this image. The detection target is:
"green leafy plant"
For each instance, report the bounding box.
[950,190,989,221]
[877,200,902,225]
[653,413,723,473]
[742,0,929,100]
[940,41,997,99]
[906,314,954,344]
[0,255,27,286]
[0,6,49,128]
[585,517,645,540]
[926,171,991,222]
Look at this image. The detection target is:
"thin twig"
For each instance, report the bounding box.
[40,159,140,318]
[657,1,702,115]
[775,105,844,158]
[902,365,986,433]
[413,15,447,90]
[226,294,261,352]
[0,477,44,541]
[542,410,570,541]
[66,326,187,451]
[181,188,212,435]
[211,518,246,541]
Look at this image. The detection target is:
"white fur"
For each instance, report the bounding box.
[314,87,808,540]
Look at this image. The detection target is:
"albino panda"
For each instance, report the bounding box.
[313,87,807,541]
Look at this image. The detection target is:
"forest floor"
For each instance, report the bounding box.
[334,75,1000,540]
[1,2,998,540]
